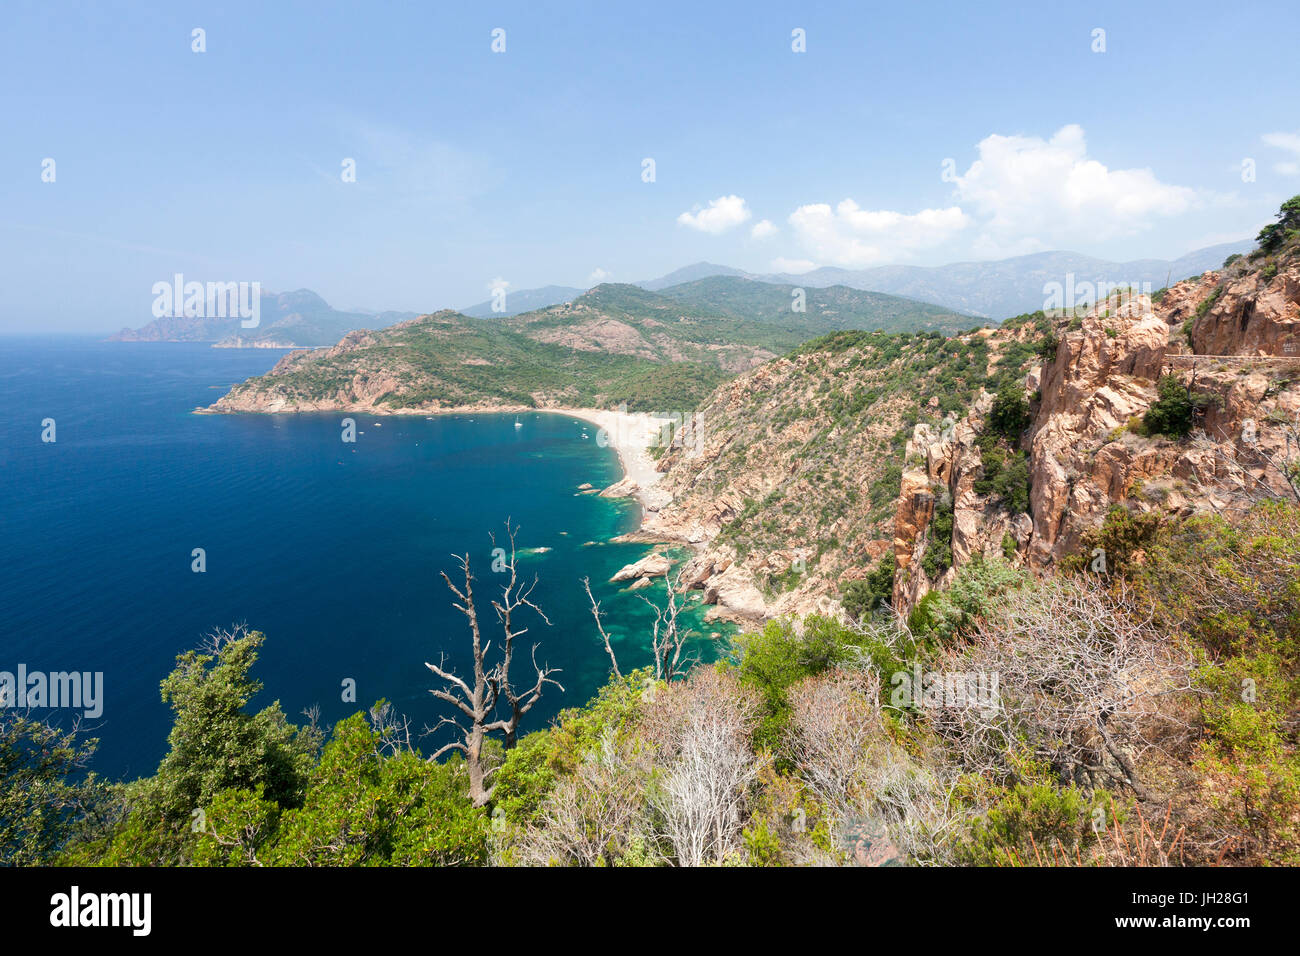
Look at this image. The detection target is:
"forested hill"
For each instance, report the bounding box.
[208,281,976,414]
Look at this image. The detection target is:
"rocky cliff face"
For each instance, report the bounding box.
[889,256,1300,614]
[890,392,1034,610]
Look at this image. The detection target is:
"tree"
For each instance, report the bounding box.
[584,568,697,682]
[153,625,319,824]
[987,383,1031,441]
[938,578,1194,799]
[197,712,489,867]
[785,668,882,811]
[1256,195,1300,253]
[427,520,562,807]
[642,669,762,866]
[1142,374,1215,439]
[841,552,895,621]
[0,712,104,865]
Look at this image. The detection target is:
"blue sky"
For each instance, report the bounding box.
[3,0,1298,331]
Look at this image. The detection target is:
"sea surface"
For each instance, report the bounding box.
[0,338,728,780]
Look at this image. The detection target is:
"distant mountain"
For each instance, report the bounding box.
[460,285,586,318]
[656,275,978,336]
[763,242,1255,320]
[110,289,419,348]
[636,262,752,291]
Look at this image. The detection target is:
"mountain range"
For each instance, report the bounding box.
[111,242,1251,348]
[459,242,1252,321]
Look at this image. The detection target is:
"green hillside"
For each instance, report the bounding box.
[657,275,980,338]
[215,282,986,413]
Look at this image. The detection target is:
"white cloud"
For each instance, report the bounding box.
[750,219,778,240]
[952,124,1196,255]
[783,125,1199,266]
[787,201,968,267]
[677,195,752,234]
[1263,131,1300,175]
[770,257,817,274]
[587,267,611,284]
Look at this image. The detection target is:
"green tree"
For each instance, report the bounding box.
[201,712,488,867]
[1257,195,1300,253]
[1142,375,1216,439]
[0,713,104,865]
[841,551,896,621]
[987,383,1030,441]
[152,626,320,825]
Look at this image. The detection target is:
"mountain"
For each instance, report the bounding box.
[209,280,992,415]
[455,263,757,316]
[109,289,419,348]
[206,285,759,414]
[643,228,1299,623]
[764,242,1254,319]
[635,262,751,291]
[460,285,586,318]
[641,319,1049,619]
[656,275,978,335]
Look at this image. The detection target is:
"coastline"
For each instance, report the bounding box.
[556,407,671,506]
[198,399,674,518]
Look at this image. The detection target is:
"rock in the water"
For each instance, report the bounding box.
[599,477,640,498]
[610,553,671,582]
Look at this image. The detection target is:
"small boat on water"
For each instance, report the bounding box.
[514,418,523,429]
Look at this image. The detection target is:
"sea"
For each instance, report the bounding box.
[0,337,729,780]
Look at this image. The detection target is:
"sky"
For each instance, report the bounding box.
[2,0,1298,332]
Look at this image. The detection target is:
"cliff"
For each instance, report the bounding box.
[890,250,1300,613]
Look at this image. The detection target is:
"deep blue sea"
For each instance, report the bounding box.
[0,338,726,780]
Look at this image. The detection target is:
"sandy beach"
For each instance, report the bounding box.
[551,407,674,504]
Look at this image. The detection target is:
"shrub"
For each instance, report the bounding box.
[920,495,955,579]
[1142,375,1217,439]
[841,552,896,620]
[986,383,1030,441]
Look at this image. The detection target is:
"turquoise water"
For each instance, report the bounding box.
[0,339,727,780]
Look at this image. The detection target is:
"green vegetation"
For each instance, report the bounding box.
[920,493,955,579]
[1256,195,1300,255]
[658,275,978,338]
[907,556,1028,644]
[227,281,981,414]
[1141,374,1218,439]
[49,629,486,867]
[0,713,103,866]
[970,384,1032,514]
[10,501,1299,867]
[1061,505,1162,578]
[841,552,896,621]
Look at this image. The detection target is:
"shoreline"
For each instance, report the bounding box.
[198,401,674,518]
[556,407,671,506]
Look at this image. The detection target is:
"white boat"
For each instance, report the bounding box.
[514,418,523,429]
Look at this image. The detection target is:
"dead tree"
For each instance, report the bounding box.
[584,568,697,682]
[582,577,621,680]
[426,520,563,807]
[1186,409,1300,508]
